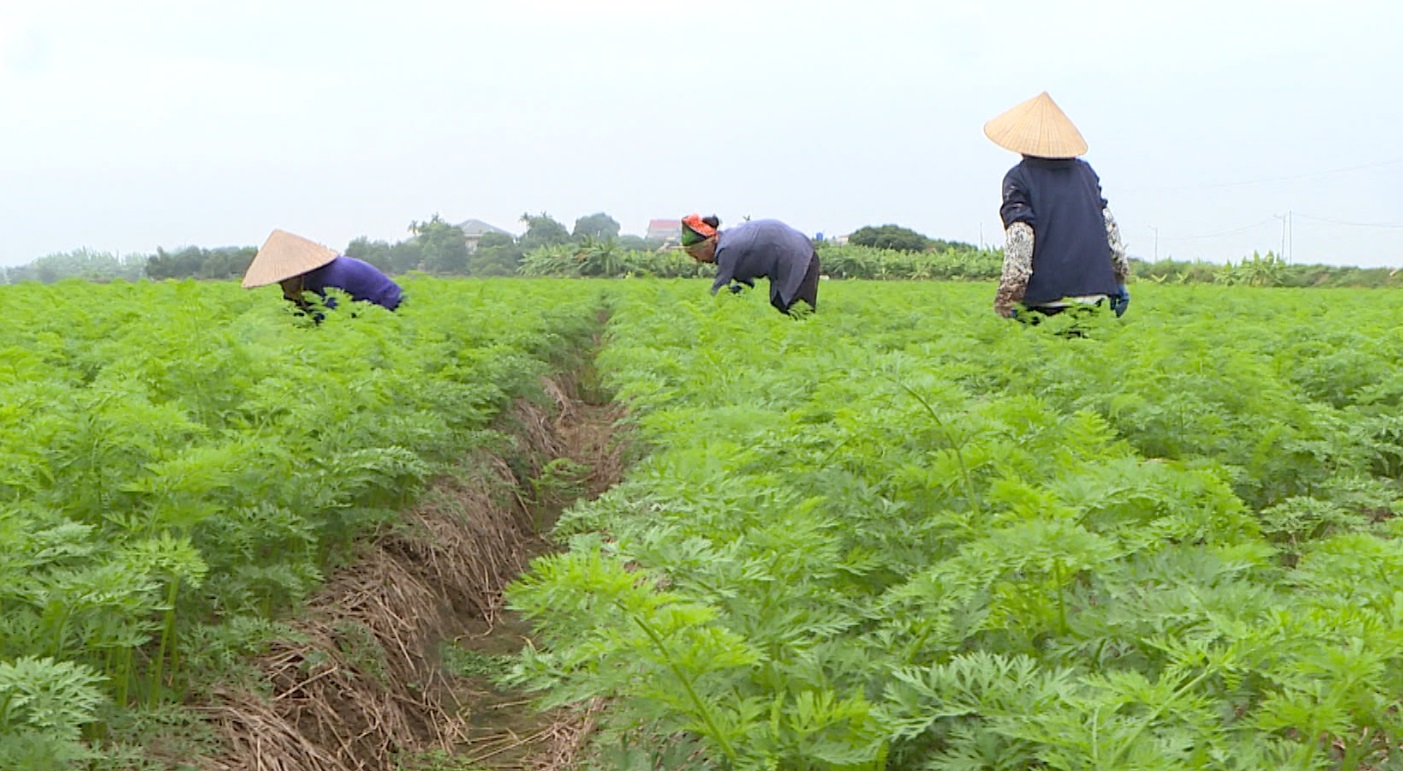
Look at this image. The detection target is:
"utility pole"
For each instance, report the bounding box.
[1147,225,1159,261]
[1274,212,1288,262]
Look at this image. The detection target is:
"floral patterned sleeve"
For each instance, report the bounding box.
[1105,207,1129,284]
[994,222,1034,317]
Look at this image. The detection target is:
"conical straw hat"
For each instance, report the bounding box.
[241,229,338,288]
[983,92,1088,158]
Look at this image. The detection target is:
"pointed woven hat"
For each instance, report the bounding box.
[983,92,1088,158]
[241,229,338,288]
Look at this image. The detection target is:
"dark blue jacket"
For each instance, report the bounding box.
[303,256,403,310]
[999,157,1117,306]
[712,220,815,308]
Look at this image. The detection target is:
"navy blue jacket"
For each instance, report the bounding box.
[304,256,403,310]
[999,157,1118,305]
[712,220,816,308]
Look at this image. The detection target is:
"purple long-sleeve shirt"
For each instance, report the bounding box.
[302,256,403,311]
[710,220,815,308]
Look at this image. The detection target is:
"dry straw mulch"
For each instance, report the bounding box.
[196,377,624,771]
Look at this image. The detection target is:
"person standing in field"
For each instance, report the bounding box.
[680,213,821,316]
[242,229,403,313]
[984,92,1131,320]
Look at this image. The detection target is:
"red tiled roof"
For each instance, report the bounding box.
[647,219,681,230]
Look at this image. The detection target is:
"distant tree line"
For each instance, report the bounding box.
[846,224,976,254]
[515,240,1004,281]
[145,246,257,280]
[1129,250,1403,288]
[6,216,1403,288]
[0,212,648,284]
[2,248,148,284]
[337,212,650,278]
[2,245,258,284]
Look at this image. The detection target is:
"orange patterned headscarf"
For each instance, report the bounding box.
[680,213,717,245]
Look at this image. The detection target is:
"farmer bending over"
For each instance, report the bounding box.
[242,229,403,314]
[680,213,820,316]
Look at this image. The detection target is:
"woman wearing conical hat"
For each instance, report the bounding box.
[679,213,821,316]
[242,230,403,314]
[984,92,1130,320]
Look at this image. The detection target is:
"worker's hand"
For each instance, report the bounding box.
[1110,285,1130,317]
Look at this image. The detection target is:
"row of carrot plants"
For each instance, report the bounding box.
[509,281,1403,769]
[0,277,605,766]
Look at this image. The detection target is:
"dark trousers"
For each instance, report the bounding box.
[1017,299,1106,337]
[1020,298,1105,320]
[773,253,821,315]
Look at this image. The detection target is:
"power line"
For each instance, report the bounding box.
[1122,157,1403,193]
[1135,211,1403,263]
[1149,214,1403,242]
[1157,217,1277,242]
[1294,213,1403,229]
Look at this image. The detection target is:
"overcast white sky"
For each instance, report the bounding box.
[2,0,1401,268]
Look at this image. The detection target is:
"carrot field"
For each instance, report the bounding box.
[4,278,1403,769]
